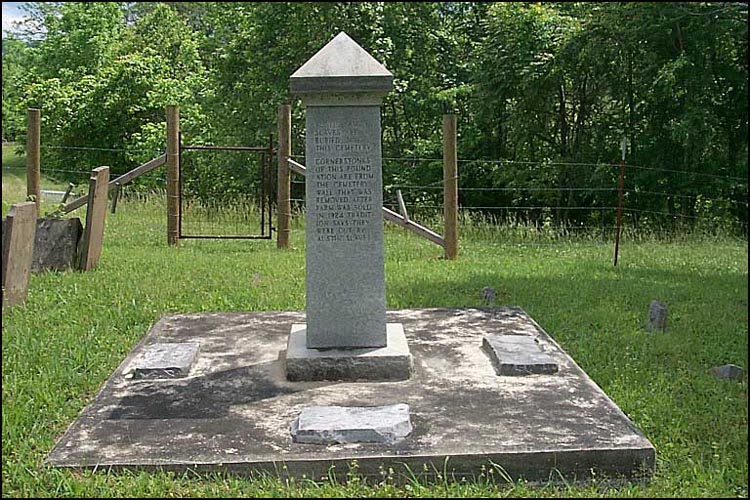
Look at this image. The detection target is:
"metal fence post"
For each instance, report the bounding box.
[614,137,627,266]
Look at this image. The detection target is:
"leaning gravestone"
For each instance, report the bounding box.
[3,217,84,273]
[285,31,412,381]
[32,217,83,271]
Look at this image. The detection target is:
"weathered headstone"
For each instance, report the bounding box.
[285,32,412,381]
[711,363,744,382]
[481,286,496,305]
[32,217,83,272]
[2,202,38,307]
[646,300,668,332]
[79,166,110,271]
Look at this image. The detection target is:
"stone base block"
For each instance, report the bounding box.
[285,323,412,381]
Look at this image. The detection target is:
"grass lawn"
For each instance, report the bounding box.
[2,150,747,497]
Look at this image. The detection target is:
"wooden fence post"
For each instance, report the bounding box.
[277,104,292,249]
[2,201,38,307]
[111,182,121,214]
[79,167,110,271]
[26,109,41,210]
[443,114,458,260]
[166,105,180,247]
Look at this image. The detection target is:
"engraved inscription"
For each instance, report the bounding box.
[310,120,376,242]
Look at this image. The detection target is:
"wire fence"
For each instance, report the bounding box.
[3,143,167,210]
[288,154,748,241]
[6,144,747,242]
[40,144,165,155]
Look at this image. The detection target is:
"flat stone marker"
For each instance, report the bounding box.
[646,300,668,332]
[291,403,412,445]
[483,334,559,376]
[130,342,200,380]
[2,202,38,307]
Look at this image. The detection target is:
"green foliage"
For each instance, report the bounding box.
[13,2,208,191]
[469,2,747,228]
[2,2,747,227]
[2,36,32,141]
[34,2,123,79]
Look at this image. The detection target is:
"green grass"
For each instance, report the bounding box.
[2,150,748,497]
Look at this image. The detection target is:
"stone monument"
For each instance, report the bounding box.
[284,31,413,381]
[44,32,656,483]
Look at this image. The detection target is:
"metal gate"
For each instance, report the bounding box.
[178,136,275,239]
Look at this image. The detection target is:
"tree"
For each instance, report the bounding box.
[2,36,31,142]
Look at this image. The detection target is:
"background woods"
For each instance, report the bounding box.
[2,2,747,229]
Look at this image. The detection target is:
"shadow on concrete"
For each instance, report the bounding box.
[109,356,303,420]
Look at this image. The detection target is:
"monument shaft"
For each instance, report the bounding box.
[290,31,394,351]
[305,105,387,348]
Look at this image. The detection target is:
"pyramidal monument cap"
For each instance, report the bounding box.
[290,31,393,94]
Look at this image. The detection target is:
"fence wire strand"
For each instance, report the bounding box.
[12,148,746,233]
[40,144,165,155]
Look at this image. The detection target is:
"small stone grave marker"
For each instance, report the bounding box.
[130,342,200,380]
[710,364,744,382]
[482,334,559,376]
[481,286,496,305]
[646,300,668,332]
[32,217,83,271]
[290,403,412,445]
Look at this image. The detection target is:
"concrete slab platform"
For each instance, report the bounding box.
[45,308,656,483]
[286,323,413,381]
